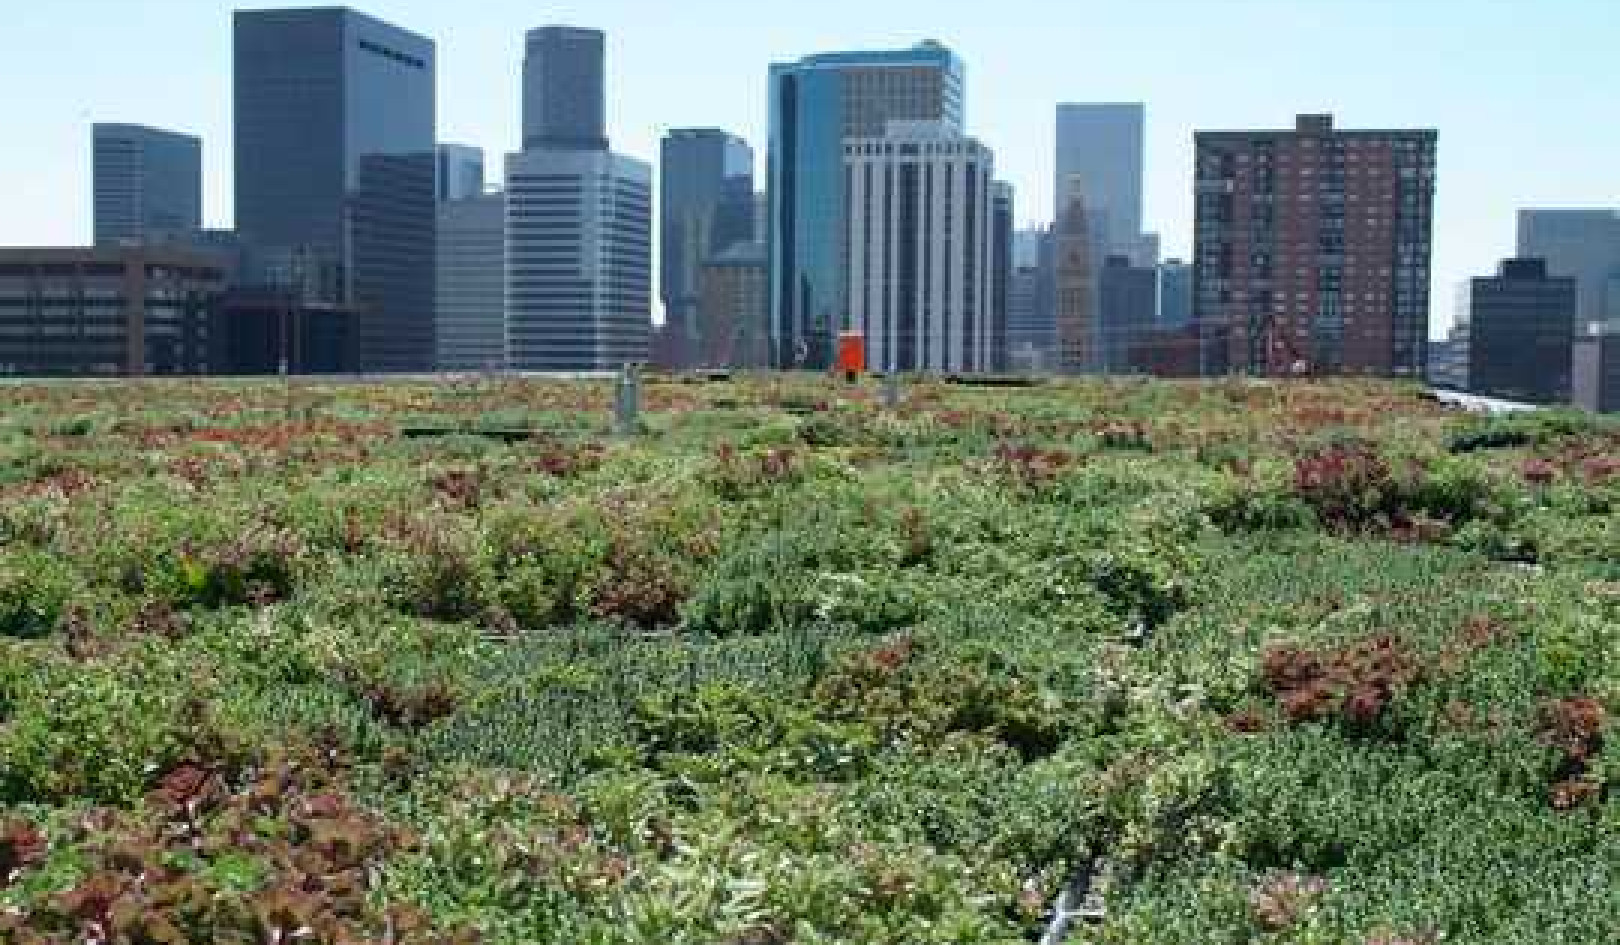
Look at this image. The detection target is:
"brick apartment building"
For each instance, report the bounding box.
[1194,114,1437,378]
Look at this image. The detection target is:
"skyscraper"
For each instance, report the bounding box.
[234,8,437,373]
[1469,258,1576,404]
[435,192,505,370]
[505,151,650,370]
[843,121,997,373]
[1055,176,1097,372]
[92,124,202,247]
[769,41,965,368]
[436,144,485,202]
[523,27,607,151]
[660,129,755,365]
[1054,103,1145,258]
[991,182,1015,372]
[1194,114,1437,378]
[1517,208,1620,331]
[506,25,651,371]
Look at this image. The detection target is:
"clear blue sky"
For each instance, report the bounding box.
[4,0,1617,336]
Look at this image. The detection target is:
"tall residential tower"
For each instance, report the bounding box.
[1193,114,1437,377]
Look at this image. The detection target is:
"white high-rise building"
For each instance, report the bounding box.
[505,149,651,370]
[436,192,506,370]
[843,121,997,373]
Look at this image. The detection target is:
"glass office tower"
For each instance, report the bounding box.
[92,124,203,247]
[234,8,436,373]
[523,27,608,151]
[660,129,755,357]
[768,42,964,368]
[1054,103,1145,259]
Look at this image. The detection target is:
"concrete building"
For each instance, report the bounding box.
[696,243,769,369]
[1006,226,1057,372]
[0,247,225,376]
[234,8,436,373]
[991,182,1015,372]
[1517,208,1620,332]
[436,193,506,370]
[1098,255,1158,373]
[843,122,997,373]
[1194,114,1437,378]
[1054,103,1145,259]
[93,124,203,247]
[436,144,485,202]
[522,27,607,151]
[660,129,755,368]
[505,149,650,371]
[769,41,964,368]
[1055,175,1098,372]
[1468,258,1576,405]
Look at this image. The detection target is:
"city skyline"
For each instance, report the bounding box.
[3,0,1619,339]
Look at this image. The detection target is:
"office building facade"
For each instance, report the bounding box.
[1098,255,1158,373]
[1157,259,1192,328]
[1517,208,1620,331]
[93,124,203,247]
[1194,114,1437,377]
[1054,103,1145,258]
[696,243,770,369]
[436,192,506,370]
[505,149,651,371]
[1468,258,1576,404]
[234,8,436,373]
[660,129,755,363]
[436,144,486,202]
[769,42,964,368]
[843,123,997,373]
[523,27,607,151]
[0,247,225,376]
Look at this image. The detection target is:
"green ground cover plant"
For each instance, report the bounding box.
[0,375,1614,943]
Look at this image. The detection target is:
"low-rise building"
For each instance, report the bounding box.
[0,246,225,376]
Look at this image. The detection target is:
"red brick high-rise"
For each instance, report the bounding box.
[1193,114,1437,377]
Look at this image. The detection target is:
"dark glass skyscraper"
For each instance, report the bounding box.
[233,8,436,373]
[523,27,607,151]
[1469,258,1576,405]
[768,42,964,368]
[93,124,202,247]
[1517,209,1620,331]
[660,129,755,360]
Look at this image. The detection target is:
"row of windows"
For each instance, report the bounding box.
[358,38,427,70]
